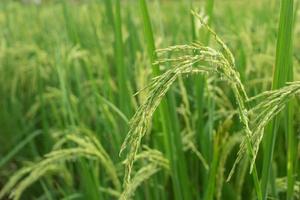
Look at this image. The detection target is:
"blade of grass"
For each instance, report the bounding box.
[204,134,219,200]
[114,0,132,117]
[103,0,115,32]
[260,1,294,199]
[0,130,42,168]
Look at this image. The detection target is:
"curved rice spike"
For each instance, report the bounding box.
[119,14,256,185]
[0,167,32,199]
[234,82,300,175]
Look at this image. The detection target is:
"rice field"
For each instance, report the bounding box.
[0,0,299,199]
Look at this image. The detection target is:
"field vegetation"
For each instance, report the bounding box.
[0,0,299,199]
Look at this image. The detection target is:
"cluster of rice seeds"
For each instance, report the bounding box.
[236,81,300,171]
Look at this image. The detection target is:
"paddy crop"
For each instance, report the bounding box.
[0,0,299,200]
